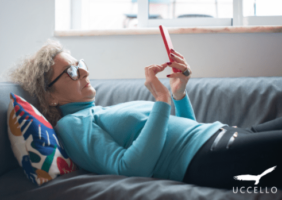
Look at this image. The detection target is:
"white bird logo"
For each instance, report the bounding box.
[233,166,277,185]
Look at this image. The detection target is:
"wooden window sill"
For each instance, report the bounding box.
[54,26,282,37]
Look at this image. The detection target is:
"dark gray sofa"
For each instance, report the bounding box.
[1,77,282,200]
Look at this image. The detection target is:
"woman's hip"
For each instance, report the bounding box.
[182,125,282,189]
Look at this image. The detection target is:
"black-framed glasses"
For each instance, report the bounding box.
[48,59,88,87]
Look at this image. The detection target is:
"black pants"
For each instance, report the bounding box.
[182,117,282,190]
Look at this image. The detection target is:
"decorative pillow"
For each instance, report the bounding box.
[7,93,78,186]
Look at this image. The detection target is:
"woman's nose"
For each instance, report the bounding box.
[79,67,89,79]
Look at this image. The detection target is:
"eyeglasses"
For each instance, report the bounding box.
[48,59,88,88]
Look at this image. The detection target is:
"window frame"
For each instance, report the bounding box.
[65,0,282,30]
[233,0,282,26]
[137,0,233,27]
[138,0,282,28]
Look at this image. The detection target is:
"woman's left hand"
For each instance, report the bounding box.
[164,49,192,100]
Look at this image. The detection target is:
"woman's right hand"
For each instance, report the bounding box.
[144,64,171,105]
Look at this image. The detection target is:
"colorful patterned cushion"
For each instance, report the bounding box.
[7,93,78,186]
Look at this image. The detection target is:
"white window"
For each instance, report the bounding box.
[55,0,71,30]
[138,0,233,27]
[55,0,139,30]
[234,0,282,26]
[55,0,282,30]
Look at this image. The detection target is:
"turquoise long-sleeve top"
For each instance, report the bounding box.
[54,92,228,182]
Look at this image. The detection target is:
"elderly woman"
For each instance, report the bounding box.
[10,40,282,190]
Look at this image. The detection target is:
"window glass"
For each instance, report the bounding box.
[55,0,71,30]
[55,0,138,30]
[243,0,282,17]
[148,0,233,19]
[85,0,138,29]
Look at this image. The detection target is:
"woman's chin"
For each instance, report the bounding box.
[84,87,96,99]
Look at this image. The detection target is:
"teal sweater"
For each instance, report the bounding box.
[55,92,228,182]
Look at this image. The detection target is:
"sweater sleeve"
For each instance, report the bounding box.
[171,90,196,121]
[55,101,171,178]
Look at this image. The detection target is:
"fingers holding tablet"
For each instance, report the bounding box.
[159,25,192,76]
[169,51,188,73]
[169,52,185,65]
[166,62,186,72]
[170,49,184,59]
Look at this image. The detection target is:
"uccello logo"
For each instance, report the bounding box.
[232,166,278,194]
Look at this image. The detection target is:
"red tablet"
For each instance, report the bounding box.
[159,25,182,73]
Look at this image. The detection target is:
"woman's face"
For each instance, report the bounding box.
[48,52,96,106]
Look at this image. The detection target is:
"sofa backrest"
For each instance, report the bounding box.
[91,77,282,128]
[1,77,282,176]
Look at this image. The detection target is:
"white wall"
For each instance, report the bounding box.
[1,0,282,82]
[0,0,55,81]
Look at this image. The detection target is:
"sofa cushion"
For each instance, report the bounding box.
[1,168,282,200]
[0,83,37,177]
[7,93,78,185]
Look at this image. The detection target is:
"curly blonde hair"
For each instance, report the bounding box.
[9,39,70,127]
